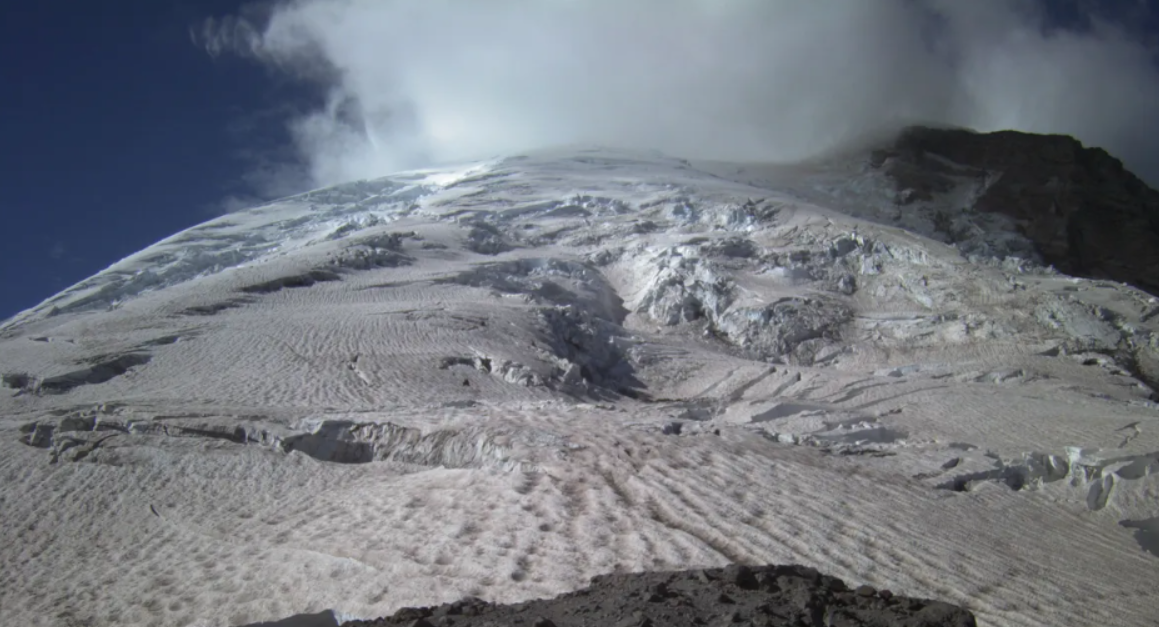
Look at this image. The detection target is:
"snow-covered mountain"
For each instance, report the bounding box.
[1,131,1157,627]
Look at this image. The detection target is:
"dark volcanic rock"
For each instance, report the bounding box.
[873,126,1159,296]
[341,564,976,627]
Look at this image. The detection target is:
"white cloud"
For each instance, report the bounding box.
[197,0,1159,187]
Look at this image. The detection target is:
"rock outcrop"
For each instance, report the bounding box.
[341,564,976,627]
[872,126,1159,296]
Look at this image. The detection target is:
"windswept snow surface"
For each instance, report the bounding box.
[1,148,1158,627]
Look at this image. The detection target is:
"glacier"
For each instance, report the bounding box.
[1,140,1157,627]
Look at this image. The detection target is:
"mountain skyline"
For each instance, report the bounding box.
[4,0,1159,321]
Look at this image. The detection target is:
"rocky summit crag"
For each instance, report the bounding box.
[872,126,1159,296]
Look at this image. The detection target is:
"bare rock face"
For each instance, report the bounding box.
[341,564,976,627]
[873,126,1159,296]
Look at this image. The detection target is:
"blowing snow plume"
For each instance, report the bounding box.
[197,0,1159,188]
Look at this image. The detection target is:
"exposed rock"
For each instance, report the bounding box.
[874,126,1159,295]
[238,609,342,626]
[341,564,976,627]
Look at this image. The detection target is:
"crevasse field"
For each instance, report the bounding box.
[1,147,1157,627]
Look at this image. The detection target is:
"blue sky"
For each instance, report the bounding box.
[2,1,1158,321]
[1,1,307,320]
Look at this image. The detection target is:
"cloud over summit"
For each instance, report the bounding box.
[198,0,1159,188]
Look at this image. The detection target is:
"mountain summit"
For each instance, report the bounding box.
[1,131,1157,627]
[874,126,1159,296]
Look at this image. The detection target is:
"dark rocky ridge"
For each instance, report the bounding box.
[338,564,976,627]
[873,126,1159,296]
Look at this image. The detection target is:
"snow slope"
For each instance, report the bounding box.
[1,147,1157,627]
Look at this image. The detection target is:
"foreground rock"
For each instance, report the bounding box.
[341,564,975,627]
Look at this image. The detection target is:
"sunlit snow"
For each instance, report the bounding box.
[1,148,1157,627]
